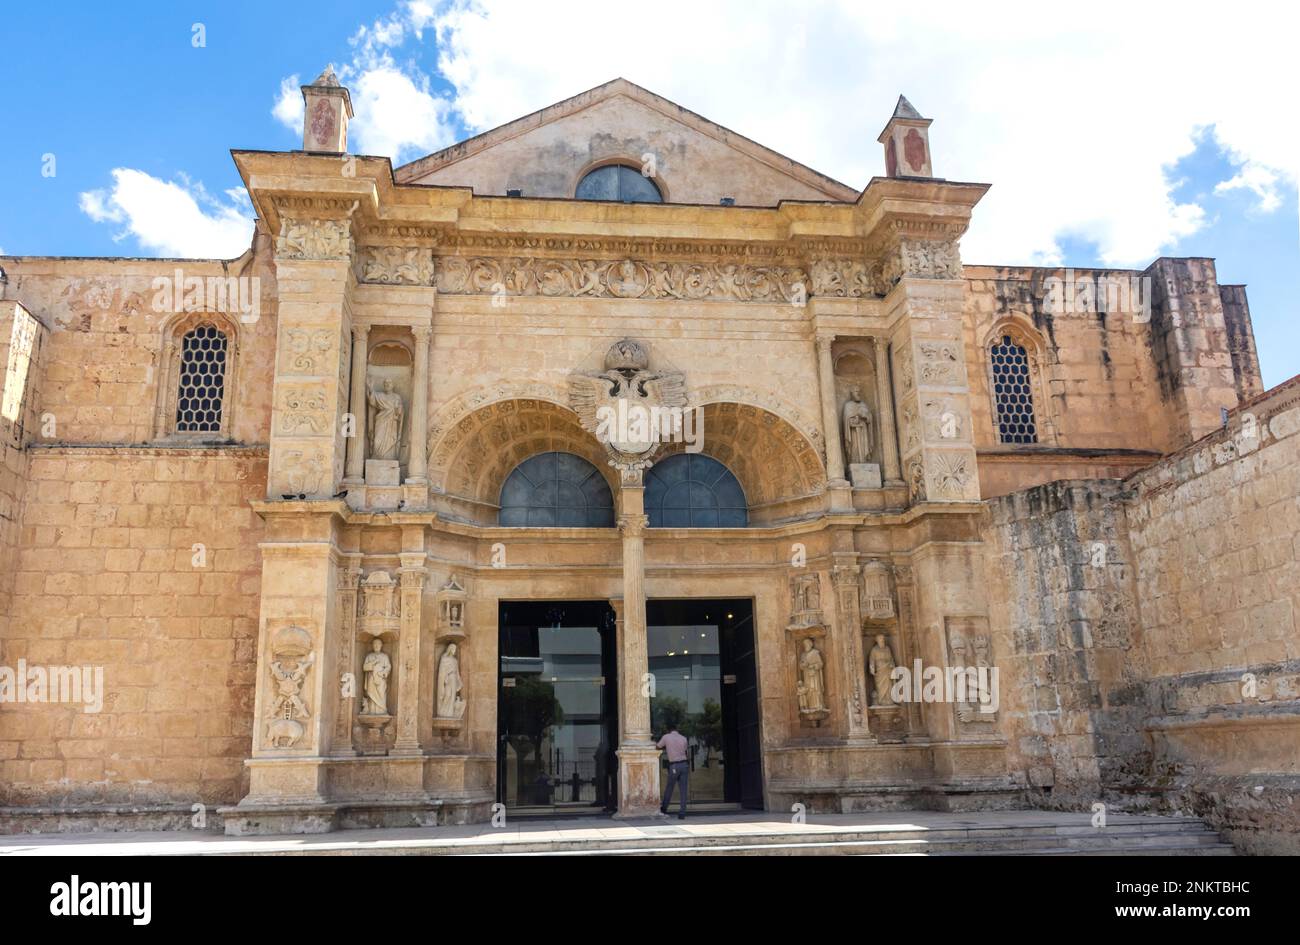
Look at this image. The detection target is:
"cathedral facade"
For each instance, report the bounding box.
[0,73,1295,851]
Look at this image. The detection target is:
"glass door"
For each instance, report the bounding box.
[647,599,760,807]
[497,601,617,813]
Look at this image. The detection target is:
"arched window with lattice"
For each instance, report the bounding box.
[988,329,1040,444]
[154,313,238,440]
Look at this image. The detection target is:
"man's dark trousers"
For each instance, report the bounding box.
[662,760,689,816]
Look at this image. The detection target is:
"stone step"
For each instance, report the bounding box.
[484,833,1236,857]
[319,824,1233,857]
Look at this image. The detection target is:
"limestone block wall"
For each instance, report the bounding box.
[985,374,1300,852]
[984,480,1149,802]
[0,254,276,447]
[963,261,1262,498]
[0,302,48,650]
[0,447,266,814]
[1124,375,1300,852]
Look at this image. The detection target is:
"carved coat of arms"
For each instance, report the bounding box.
[568,339,687,464]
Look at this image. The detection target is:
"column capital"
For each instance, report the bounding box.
[411,324,432,342]
[618,514,649,539]
[351,322,371,340]
[815,332,837,353]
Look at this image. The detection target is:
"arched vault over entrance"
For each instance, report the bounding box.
[657,400,825,524]
[427,390,615,524]
[426,385,827,526]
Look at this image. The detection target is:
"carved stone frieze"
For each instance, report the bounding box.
[276,217,353,260]
[356,245,435,286]
[437,256,813,303]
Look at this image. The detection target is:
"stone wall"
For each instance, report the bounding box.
[0,447,266,822]
[963,261,1260,498]
[986,375,1300,853]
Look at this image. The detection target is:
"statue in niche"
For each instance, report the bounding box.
[436,643,466,719]
[797,638,827,713]
[361,638,391,716]
[868,634,897,706]
[367,378,405,461]
[841,385,875,465]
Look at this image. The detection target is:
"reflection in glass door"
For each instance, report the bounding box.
[647,599,758,806]
[497,601,617,813]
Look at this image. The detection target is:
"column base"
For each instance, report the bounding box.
[613,743,663,818]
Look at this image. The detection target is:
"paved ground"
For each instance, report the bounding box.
[0,809,1209,856]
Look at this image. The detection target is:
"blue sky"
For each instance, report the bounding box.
[4,1,1296,387]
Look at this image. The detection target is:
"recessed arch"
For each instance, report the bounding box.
[499,451,615,527]
[982,318,1051,446]
[153,310,241,441]
[574,161,664,203]
[645,453,747,528]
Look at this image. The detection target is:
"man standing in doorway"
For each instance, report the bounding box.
[657,722,690,819]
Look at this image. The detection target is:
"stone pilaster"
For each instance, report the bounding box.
[332,557,362,756]
[892,564,927,737]
[613,474,662,818]
[268,215,356,500]
[831,555,871,742]
[344,323,368,482]
[815,333,848,487]
[242,505,346,805]
[393,543,427,755]
[874,336,902,484]
[407,325,431,483]
[886,248,980,505]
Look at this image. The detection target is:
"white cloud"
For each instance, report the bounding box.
[79,169,254,259]
[347,59,455,160]
[1215,164,1282,213]
[259,0,1295,268]
[272,4,456,163]
[419,0,1295,268]
[272,73,304,132]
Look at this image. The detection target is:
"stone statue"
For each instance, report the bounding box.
[366,378,405,461]
[841,385,875,465]
[868,634,897,706]
[798,638,826,713]
[436,643,466,719]
[361,638,391,716]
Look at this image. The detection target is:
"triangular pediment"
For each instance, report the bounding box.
[395,78,858,205]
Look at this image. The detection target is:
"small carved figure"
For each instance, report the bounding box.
[868,634,897,706]
[798,638,826,713]
[367,378,405,461]
[436,643,466,719]
[361,638,391,716]
[841,385,875,465]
